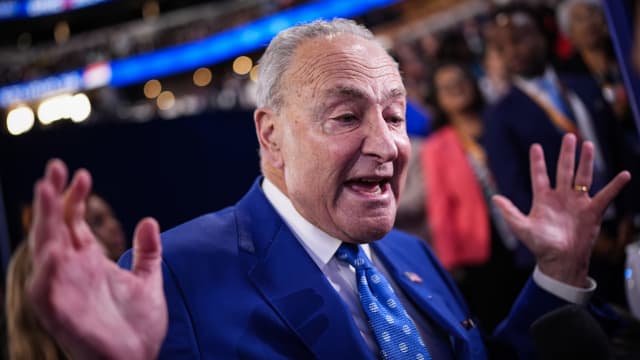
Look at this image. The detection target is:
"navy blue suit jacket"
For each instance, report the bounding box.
[484,74,617,215]
[120,179,568,359]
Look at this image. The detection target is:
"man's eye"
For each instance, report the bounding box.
[333,114,358,123]
[387,116,404,125]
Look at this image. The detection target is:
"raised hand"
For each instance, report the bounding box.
[493,134,631,287]
[28,159,167,360]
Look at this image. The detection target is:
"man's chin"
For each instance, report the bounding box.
[342,221,394,243]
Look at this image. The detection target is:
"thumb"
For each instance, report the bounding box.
[492,195,530,242]
[132,217,162,277]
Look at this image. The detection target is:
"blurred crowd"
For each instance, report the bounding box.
[393,0,640,333]
[0,0,307,86]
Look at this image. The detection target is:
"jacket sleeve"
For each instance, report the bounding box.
[491,278,567,359]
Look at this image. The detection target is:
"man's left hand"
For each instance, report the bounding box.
[493,133,631,287]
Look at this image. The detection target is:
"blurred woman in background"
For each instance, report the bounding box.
[6,242,67,360]
[20,193,126,262]
[421,62,529,333]
[85,194,126,262]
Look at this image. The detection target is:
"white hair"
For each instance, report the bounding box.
[255,18,376,111]
[556,0,603,36]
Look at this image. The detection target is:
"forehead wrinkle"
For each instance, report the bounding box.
[322,84,406,104]
[292,53,397,87]
[284,38,403,112]
[289,49,347,80]
[311,66,404,104]
[325,85,367,100]
[290,39,397,80]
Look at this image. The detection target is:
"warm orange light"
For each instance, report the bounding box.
[193,67,212,87]
[232,56,253,75]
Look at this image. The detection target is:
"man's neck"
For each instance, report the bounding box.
[515,63,548,80]
[579,49,610,78]
[260,177,373,266]
[515,66,554,84]
[262,164,288,197]
[449,112,483,139]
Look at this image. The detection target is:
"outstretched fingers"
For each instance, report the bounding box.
[555,133,577,191]
[529,143,550,197]
[31,180,69,258]
[63,169,94,249]
[591,171,632,215]
[132,217,162,277]
[573,141,594,192]
[492,195,530,243]
[31,160,72,258]
[45,158,68,194]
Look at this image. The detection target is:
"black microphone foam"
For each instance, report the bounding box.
[530,304,611,360]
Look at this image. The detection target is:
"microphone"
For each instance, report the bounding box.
[530,304,611,360]
[625,241,640,320]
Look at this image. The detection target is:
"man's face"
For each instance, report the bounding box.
[434,65,475,114]
[273,34,410,244]
[494,12,547,78]
[86,195,126,261]
[568,3,607,50]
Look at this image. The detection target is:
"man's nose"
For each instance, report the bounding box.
[361,111,398,162]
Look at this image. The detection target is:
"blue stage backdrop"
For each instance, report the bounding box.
[0,110,261,253]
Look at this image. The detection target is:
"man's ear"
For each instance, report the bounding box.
[254,107,284,168]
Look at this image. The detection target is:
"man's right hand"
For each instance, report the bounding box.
[28,159,167,360]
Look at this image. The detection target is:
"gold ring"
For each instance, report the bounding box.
[574,185,589,192]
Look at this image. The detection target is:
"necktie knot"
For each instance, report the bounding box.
[538,78,555,92]
[336,243,373,270]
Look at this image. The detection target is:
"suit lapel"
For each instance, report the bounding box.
[238,179,373,359]
[371,241,469,345]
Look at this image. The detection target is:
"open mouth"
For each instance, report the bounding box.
[345,177,391,195]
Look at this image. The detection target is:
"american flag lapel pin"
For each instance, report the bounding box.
[461,318,476,330]
[404,271,423,283]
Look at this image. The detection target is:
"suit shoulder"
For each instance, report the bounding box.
[487,87,528,114]
[558,72,598,88]
[387,228,423,242]
[559,73,604,100]
[381,229,436,259]
[484,88,521,124]
[161,206,238,257]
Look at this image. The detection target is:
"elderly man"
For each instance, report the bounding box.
[27,19,630,360]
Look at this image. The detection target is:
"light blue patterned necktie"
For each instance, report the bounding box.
[539,78,573,120]
[336,243,432,360]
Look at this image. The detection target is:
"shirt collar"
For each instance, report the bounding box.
[261,177,372,268]
[514,66,558,94]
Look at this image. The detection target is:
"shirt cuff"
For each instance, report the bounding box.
[532,265,597,305]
